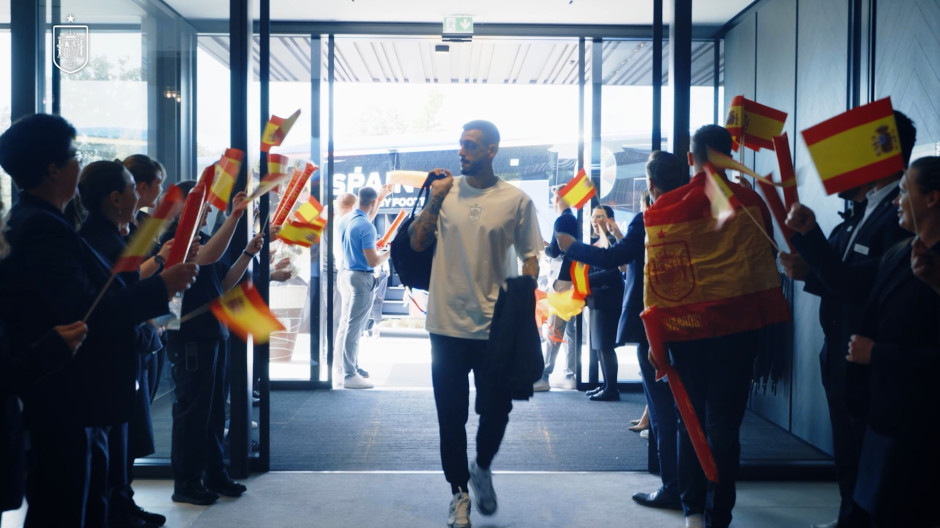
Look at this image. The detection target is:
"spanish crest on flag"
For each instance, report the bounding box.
[724,96,788,152]
[558,168,596,209]
[210,281,285,344]
[801,97,903,195]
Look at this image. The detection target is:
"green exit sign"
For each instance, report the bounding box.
[443,16,473,35]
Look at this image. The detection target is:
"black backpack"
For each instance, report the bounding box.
[390,173,442,291]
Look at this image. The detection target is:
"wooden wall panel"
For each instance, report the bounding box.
[749,0,797,429]
[875,0,940,149]
[790,0,850,453]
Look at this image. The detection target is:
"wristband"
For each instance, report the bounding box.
[243,250,254,258]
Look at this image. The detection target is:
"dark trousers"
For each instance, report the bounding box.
[670,331,758,528]
[169,337,228,490]
[637,341,679,496]
[429,333,513,494]
[820,341,870,528]
[26,425,107,528]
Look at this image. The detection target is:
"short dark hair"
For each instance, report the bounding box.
[894,110,917,169]
[462,120,501,146]
[910,156,940,194]
[358,186,378,207]
[123,154,163,185]
[691,124,733,164]
[0,113,77,190]
[646,150,689,193]
[595,204,615,218]
[79,160,130,216]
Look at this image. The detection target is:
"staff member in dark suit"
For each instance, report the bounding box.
[557,150,689,510]
[846,156,940,527]
[783,111,915,528]
[0,114,197,528]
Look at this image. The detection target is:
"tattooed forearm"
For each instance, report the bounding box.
[409,192,446,251]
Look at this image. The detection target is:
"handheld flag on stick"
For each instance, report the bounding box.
[558,168,596,209]
[165,183,206,267]
[113,185,184,273]
[209,282,285,344]
[545,288,586,321]
[245,172,292,203]
[376,209,407,248]
[703,163,739,229]
[261,109,301,153]
[290,195,324,223]
[272,162,317,227]
[277,217,327,247]
[267,153,290,177]
[772,133,799,208]
[389,170,430,188]
[801,97,903,195]
[643,307,720,483]
[207,149,245,210]
[570,261,591,300]
[724,95,788,152]
[755,178,796,251]
[706,148,794,190]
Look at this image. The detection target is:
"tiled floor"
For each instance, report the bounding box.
[1,471,840,527]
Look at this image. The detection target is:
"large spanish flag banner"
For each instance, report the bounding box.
[207,149,245,210]
[210,282,285,344]
[261,109,301,153]
[558,168,596,209]
[641,173,789,482]
[724,95,788,152]
[113,185,184,273]
[801,97,903,195]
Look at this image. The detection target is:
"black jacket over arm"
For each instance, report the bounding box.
[486,276,543,401]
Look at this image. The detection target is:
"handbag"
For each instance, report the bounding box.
[390,172,441,291]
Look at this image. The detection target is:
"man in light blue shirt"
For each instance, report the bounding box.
[334,186,390,389]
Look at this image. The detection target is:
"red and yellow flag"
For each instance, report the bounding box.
[113,185,184,273]
[268,153,290,177]
[376,209,407,248]
[245,172,292,203]
[261,109,301,153]
[277,217,327,247]
[772,133,799,208]
[290,195,324,223]
[545,288,586,321]
[801,97,903,195]
[724,95,788,152]
[558,168,596,209]
[210,282,285,344]
[165,183,206,268]
[570,261,591,300]
[272,162,318,227]
[207,149,245,210]
[703,163,739,229]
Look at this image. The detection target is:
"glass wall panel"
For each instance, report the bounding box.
[0,29,10,209]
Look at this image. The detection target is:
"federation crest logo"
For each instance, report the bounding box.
[53,16,89,74]
[646,241,695,302]
[468,204,481,223]
[871,125,897,157]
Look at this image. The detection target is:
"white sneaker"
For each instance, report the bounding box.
[468,461,497,515]
[685,513,704,528]
[554,376,577,390]
[532,379,550,392]
[447,488,471,528]
[343,373,374,389]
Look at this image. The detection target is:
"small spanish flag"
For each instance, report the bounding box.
[278,217,327,247]
[570,261,591,300]
[801,97,903,195]
[165,183,206,268]
[113,185,184,273]
[772,133,799,208]
[207,149,245,210]
[210,282,285,344]
[559,168,596,209]
[703,163,738,229]
[725,96,788,152]
[268,153,290,176]
[261,109,301,153]
[546,288,586,321]
[290,195,324,223]
[376,209,407,248]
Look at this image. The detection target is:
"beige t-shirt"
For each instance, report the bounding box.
[425,176,544,340]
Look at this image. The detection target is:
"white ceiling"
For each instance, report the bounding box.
[162,0,752,27]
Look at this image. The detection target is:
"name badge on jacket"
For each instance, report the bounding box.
[854,244,870,256]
